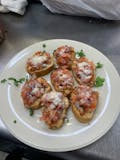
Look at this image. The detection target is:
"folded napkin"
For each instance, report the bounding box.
[0,0,28,15]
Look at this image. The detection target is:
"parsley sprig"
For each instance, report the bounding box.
[1,79,7,83]
[29,108,34,116]
[42,44,46,48]
[0,77,25,87]
[95,76,105,87]
[96,62,103,69]
[76,50,85,57]
[13,120,17,123]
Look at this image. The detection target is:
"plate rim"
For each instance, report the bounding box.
[0,39,120,152]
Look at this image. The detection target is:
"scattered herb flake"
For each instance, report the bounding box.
[14,81,19,87]
[8,77,16,81]
[1,77,25,86]
[43,50,46,53]
[29,108,34,116]
[42,44,46,48]
[18,78,25,83]
[53,49,56,53]
[8,77,25,87]
[96,62,103,69]
[1,79,7,83]
[95,76,105,87]
[76,50,85,57]
[13,120,17,123]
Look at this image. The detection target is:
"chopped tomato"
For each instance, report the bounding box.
[71,85,98,115]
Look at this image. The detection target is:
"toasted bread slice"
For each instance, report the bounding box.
[53,45,75,69]
[72,104,94,123]
[71,85,99,123]
[40,91,69,129]
[26,51,54,77]
[21,77,52,109]
[51,68,74,96]
[72,57,95,86]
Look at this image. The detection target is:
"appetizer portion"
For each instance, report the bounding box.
[71,85,99,123]
[53,45,75,69]
[51,68,74,96]
[40,91,69,129]
[21,77,52,109]
[26,51,54,76]
[72,57,95,86]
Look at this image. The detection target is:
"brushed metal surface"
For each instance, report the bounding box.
[0,3,120,159]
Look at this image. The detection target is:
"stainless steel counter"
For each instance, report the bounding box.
[0,3,120,160]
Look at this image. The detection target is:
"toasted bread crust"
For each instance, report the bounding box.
[72,104,94,123]
[50,69,74,96]
[41,93,69,129]
[53,46,75,69]
[72,57,95,86]
[21,77,52,109]
[71,86,99,123]
[26,52,54,77]
[47,97,69,129]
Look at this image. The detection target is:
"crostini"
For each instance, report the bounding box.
[26,51,54,76]
[51,68,74,96]
[40,91,69,129]
[21,77,52,109]
[72,57,95,86]
[71,85,99,123]
[53,45,75,69]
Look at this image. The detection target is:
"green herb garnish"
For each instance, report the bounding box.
[29,108,34,116]
[96,62,103,69]
[43,50,46,53]
[1,77,25,86]
[13,120,17,123]
[76,50,85,57]
[8,77,16,81]
[42,44,46,48]
[95,76,105,87]
[18,78,25,83]
[1,79,7,83]
[8,77,25,87]
[53,49,56,53]
[8,77,18,86]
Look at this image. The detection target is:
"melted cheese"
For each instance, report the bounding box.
[58,72,68,80]
[77,62,92,81]
[80,72,92,80]
[58,48,66,55]
[31,55,47,66]
[48,92,62,105]
[31,87,39,94]
[58,72,73,85]
[43,92,63,109]
[77,62,89,70]
[61,74,68,79]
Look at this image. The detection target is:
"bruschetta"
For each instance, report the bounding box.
[53,45,75,69]
[72,57,95,86]
[51,68,74,96]
[21,77,52,109]
[40,91,69,129]
[70,85,99,123]
[26,51,54,76]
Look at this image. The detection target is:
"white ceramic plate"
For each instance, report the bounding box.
[0,39,120,152]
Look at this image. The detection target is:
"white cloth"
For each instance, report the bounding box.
[40,0,120,20]
[0,0,28,15]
